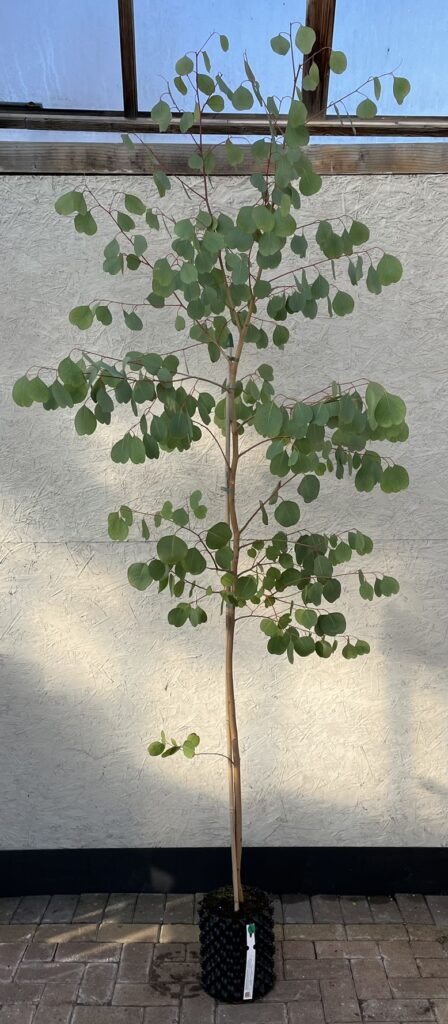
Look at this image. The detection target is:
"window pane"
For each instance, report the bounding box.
[329,0,447,116]
[0,0,123,110]
[135,0,306,112]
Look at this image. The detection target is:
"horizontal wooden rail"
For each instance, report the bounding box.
[1,109,448,137]
[0,142,447,175]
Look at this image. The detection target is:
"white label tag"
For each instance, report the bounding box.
[243,923,256,1000]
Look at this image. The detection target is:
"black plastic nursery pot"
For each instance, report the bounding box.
[198,886,275,1003]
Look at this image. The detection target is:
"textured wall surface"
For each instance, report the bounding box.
[1,172,447,850]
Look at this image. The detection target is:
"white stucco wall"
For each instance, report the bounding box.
[1,171,447,850]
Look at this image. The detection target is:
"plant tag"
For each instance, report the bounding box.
[243,922,256,1000]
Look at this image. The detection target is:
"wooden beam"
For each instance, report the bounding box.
[1,108,448,136]
[302,0,337,116]
[0,142,447,176]
[117,0,138,118]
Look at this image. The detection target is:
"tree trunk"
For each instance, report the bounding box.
[225,358,244,912]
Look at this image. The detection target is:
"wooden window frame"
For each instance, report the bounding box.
[1,0,448,173]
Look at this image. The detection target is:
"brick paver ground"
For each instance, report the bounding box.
[0,894,448,1021]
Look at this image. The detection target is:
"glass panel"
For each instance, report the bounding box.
[135,0,306,112]
[329,0,448,116]
[0,0,123,110]
[0,130,125,143]
[310,135,446,145]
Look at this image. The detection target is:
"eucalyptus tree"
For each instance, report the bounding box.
[13,24,410,911]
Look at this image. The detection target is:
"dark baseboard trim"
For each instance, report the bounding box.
[1,848,448,896]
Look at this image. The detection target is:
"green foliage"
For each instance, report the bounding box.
[295,25,316,54]
[149,730,200,758]
[274,501,300,527]
[14,21,411,776]
[377,253,403,285]
[55,191,87,216]
[125,194,146,215]
[151,100,171,132]
[393,76,411,104]
[108,507,133,541]
[356,98,377,118]
[270,34,290,55]
[69,305,93,330]
[329,50,347,74]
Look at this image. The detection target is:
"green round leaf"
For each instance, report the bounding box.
[380,465,409,493]
[117,211,135,232]
[393,76,411,105]
[148,741,165,756]
[329,50,347,74]
[95,305,113,325]
[253,401,283,437]
[274,500,300,527]
[12,376,33,407]
[74,406,97,436]
[125,193,146,215]
[207,94,225,112]
[294,635,315,657]
[180,263,198,285]
[174,75,187,96]
[295,25,316,54]
[168,605,189,626]
[184,548,207,574]
[129,436,146,464]
[180,111,195,133]
[206,522,232,550]
[322,579,341,603]
[299,168,322,197]
[108,512,129,541]
[175,55,194,75]
[270,34,290,55]
[377,253,403,286]
[267,634,288,655]
[297,475,320,503]
[74,211,97,235]
[273,325,289,348]
[153,171,171,197]
[197,74,215,96]
[315,640,333,658]
[356,98,377,119]
[151,100,171,132]
[375,392,406,427]
[332,291,355,317]
[148,559,165,580]
[380,575,400,596]
[342,642,357,659]
[316,612,346,636]
[295,608,317,629]
[234,575,257,601]
[69,305,93,330]
[187,732,200,747]
[232,86,254,110]
[220,34,229,51]
[157,535,188,565]
[182,740,196,758]
[224,140,245,169]
[55,190,86,216]
[123,310,143,331]
[28,377,50,403]
[128,562,152,590]
[349,220,370,246]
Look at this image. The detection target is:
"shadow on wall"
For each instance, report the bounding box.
[383,597,448,834]
[3,389,448,852]
[4,576,448,858]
